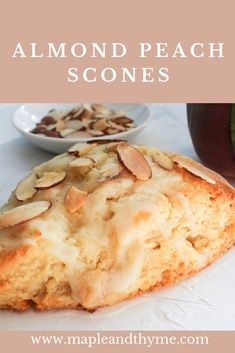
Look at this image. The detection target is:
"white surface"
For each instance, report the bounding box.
[13,103,151,154]
[0,103,234,331]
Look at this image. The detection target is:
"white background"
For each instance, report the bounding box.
[0,103,234,330]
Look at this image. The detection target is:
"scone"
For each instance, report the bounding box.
[0,141,234,311]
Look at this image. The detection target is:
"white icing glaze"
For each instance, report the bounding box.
[30,208,81,275]
[110,241,144,293]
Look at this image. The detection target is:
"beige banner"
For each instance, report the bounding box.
[0,331,234,353]
[0,0,235,102]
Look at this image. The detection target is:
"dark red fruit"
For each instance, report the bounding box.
[187,104,235,177]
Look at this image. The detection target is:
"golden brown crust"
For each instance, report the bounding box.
[0,143,234,311]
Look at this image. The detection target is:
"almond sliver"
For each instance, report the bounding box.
[97,159,123,182]
[174,156,235,192]
[117,143,152,181]
[66,131,92,138]
[0,201,51,230]
[35,172,66,190]
[15,173,37,201]
[174,156,216,184]
[92,103,111,115]
[64,187,88,213]
[60,128,74,137]
[68,142,97,156]
[69,157,94,168]
[154,153,173,170]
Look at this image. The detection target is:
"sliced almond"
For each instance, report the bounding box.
[87,139,125,145]
[81,118,92,128]
[126,122,136,128]
[83,103,94,112]
[97,159,123,182]
[87,129,104,137]
[154,153,174,170]
[71,107,84,118]
[55,119,66,132]
[79,110,94,121]
[0,201,51,230]
[65,120,84,130]
[31,125,46,134]
[105,128,120,135]
[175,156,235,192]
[68,142,97,156]
[66,131,92,138]
[64,186,87,213]
[86,150,107,165]
[46,123,57,131]
[70,105,82,114]
[111,117,134,125]
[92,119,109,131]
[64,115,73,121]
[41,116,56,125]
[92,103,111,116]
[106,141,123,152]
[69,157,94,168]
[15,173,38,201]
[174,156,216,184]
[35,171,67,190]
[60,128,74,137]
[108,110,128,119]
[95,114,110,119]
[117,143,152,181]
[49,110,65,120]
[44,130,60,138]
[108,121,125,131]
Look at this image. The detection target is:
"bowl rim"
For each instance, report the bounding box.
[12,103,152,144]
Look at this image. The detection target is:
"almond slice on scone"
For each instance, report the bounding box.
[154,153,174,170]
[15,173,38,201]
[64,186,88,213]
[0,201,51,229]
[97,159,123,182]
[117,142,152,180]
[173,155,234,191]
[69,157,95,168]
[174,155,216,184]
[35,171,67,190]
[68,142,97,156]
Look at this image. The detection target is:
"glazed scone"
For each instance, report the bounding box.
[0,141,234,311]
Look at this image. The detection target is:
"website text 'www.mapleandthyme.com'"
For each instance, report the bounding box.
[30,332,209,348]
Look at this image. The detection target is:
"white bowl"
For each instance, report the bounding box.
[12,103,152,154]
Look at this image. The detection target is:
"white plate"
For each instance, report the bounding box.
[1,103,235,330]
[12,103,152,154]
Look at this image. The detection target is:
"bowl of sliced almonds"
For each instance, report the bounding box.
[13,103,152,154]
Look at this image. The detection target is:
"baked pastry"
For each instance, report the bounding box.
[0,141,234,311]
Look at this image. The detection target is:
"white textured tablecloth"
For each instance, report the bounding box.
[0,103,234,330]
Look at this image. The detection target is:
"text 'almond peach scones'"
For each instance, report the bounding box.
[0,141,234,311]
